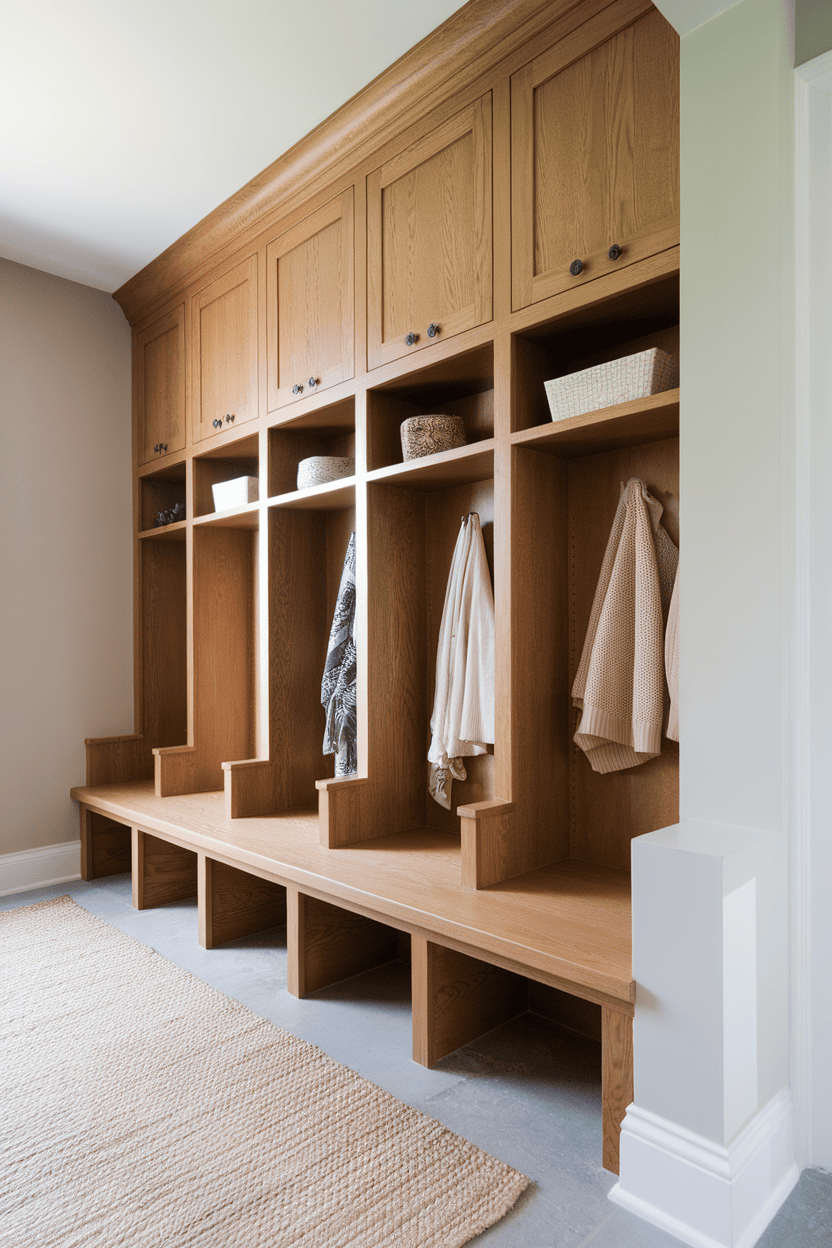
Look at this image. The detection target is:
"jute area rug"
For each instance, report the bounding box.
[0,897,528,1247]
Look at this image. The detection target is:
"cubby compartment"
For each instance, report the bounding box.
[191,523,258,791]
[267,499,357,808]
[193,433,259,519]
[139,536,187,751]
[365,468,495,839]
[511,432,679,874]
[512,275,680,443]
[139,461,186,534]
[367,343,494,476]
[268,397,355,502]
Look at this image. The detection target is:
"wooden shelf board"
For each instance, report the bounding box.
[71,781,633,1007]
[511,390,679,459]
[367,439,495,491]
[268,478,356,510]
[193,502,260,529]
[138,520,187,541]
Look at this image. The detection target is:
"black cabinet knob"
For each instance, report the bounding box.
[405,332,420,346]
[153,443,159,453]
[160,443,168,452]
[608,244,623,261]
[225,414,234,423]
[427,323,440,339]
[308,377,318,389]
[212,418,221,429]
[292,383,303,395]
[569,259,584,276]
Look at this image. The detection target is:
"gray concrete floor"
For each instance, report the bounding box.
[3,875,829,1247]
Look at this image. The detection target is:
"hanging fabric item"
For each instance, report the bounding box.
[321,532,357,777]
[665,565,679,742]
[428,513,495,809]
[572,479,678,774]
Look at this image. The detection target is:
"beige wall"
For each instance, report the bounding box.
[0,258,133,855]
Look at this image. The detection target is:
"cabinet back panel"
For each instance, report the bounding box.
[567,436,679,867]
[140,541,187,749]
[193,527,256,791]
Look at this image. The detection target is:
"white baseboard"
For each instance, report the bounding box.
[609,1090,799,1248]
[0,841,81,896]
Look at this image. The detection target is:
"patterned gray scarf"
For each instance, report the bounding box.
[321,532,357,777]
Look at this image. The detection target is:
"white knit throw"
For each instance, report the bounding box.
[428,513,495,809]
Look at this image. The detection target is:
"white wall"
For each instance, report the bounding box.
[0,258,133,857]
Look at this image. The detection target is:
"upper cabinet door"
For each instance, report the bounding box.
[191,254,258,442]
[511,2,679,311]
[367,94,492,370]
[266,189,354,411]
[136,305,185,466]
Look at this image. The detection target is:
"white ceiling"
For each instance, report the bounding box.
[0,0,464,293]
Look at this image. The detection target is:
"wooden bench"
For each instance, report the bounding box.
[73,780,634,1173]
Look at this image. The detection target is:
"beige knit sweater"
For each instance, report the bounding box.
[572,478,678,774]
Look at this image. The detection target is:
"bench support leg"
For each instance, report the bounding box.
[411,935,527,1067]
[602,1005,634,1175]
[286,887,398,997]
[131,829,197,910]
[198,856,287,949]
[79,807,132,881]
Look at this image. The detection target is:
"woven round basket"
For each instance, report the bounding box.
[296,456,355,490]
[400,415,466,461]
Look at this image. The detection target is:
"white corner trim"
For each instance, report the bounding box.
[0,841,81,896]
[609,1091,799,1248]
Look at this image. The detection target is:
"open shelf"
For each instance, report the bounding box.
[368,343,494,472]
[194,433,259,518]
[513,275,679,435]
[511,390,679,458]
[269,479,356,511]
[367,440,495,490]
[139,535,187,754]
[193,501,260,529]
[139,461,186,532]
[268,397,355,498]
[138,519,186,542]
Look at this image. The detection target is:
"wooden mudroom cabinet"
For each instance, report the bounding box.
[73,0,681,1179]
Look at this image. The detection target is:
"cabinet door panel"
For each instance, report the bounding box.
[368,95,492,370]
[192,254,258,442]
[266,189,354,411]
[512,1,678,310]
[136,305,185,465]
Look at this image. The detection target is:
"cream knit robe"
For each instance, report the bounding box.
[428,514,495,809]
[572,478,678,774]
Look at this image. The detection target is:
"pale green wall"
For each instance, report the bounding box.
[796,0,832,65]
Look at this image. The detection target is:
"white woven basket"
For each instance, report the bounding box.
[296,456,355,490]
[544,348,679,422]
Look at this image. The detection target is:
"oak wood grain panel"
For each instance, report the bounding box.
[568,436,679,867]
[82,812,132,880]
[368,94,492,370]
[191,254,258,443]
[287,887,398,997]
[85,735,152,786]
[131,828,197,910]
[268,427,355,498]
[602,1006,633,1174]
[412,935,527,1066]
[140,539,187,751]
[198,855,286,948]
[512,1,678,309]
[511,388,680,458]
[266,189,354,411]
[193,447,259,518]
[72,784,634,1006]
[192,526,256,792]
[136,305,185,466]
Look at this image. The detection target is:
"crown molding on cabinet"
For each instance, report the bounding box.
[113,0,605,325]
